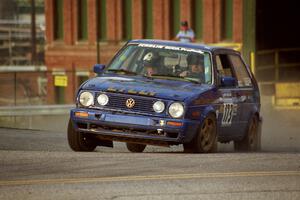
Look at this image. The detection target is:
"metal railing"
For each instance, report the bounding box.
[254,48,300,84]
[254,48,300,107]
[0,104,73,117]
[0,67,93,107]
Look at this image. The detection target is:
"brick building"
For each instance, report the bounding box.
[49,0,300,106]
[45,0,248,104]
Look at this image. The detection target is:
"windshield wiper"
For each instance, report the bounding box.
[151,73,180,78]
[140,74,153,79]
[182,77,201,84]
[151,73,201,84]
[106,69,138,75]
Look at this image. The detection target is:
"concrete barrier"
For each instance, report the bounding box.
[0,104,74,131]
[0,104,74,116]
[274,83,300,108]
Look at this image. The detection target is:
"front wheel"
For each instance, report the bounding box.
[234,115,261,152]
[126,143,146,153]
[67,119,97,152]
[183,114,218,153]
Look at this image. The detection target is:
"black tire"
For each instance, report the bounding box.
[67,119,97,152]
[183,114,218,153]
[234,115,260,152]
[126,143,146,153]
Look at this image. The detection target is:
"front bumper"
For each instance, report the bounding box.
[70,108,200,145]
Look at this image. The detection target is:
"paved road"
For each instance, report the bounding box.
[0,128,299,200]
[0,96,300,199]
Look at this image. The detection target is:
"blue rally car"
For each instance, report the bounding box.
[68,40,262,153]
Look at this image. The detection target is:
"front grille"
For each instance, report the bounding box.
[95,92,165,115]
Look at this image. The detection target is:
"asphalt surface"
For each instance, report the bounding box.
[0,95,300,199]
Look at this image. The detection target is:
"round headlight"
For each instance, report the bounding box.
[153,101,165,113]
[97,94,109,106]
[168,102,184,118]
[79,91,94,107]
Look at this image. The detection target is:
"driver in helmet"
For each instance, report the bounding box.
[180,54,205,82]
[142,51,159,76]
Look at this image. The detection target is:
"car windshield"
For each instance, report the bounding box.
[105,43,213,84]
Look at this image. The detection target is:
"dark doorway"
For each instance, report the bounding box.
[256,0,300,50]
[255,0,300,85]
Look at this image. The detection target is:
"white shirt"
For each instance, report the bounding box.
[176,29,195,43]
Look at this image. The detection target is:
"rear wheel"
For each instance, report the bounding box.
[126,143,146,153]
[234,115,260,152]
[183,114,217,153]
[67,119,97,152]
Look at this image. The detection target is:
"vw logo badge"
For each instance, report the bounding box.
[126,98,135,108]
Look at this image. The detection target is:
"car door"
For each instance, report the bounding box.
[227,54,256,134]
[214,53,243,139]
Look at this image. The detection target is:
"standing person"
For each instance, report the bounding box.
[175,21,195,43]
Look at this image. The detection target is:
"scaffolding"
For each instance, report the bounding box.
[0,19,45,65]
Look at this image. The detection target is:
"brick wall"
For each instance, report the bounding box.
[45,0,244,104]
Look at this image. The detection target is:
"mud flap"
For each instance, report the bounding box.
[257,116,263,150]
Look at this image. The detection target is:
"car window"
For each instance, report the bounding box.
[229,55,253,87]
[106,44,213,84]
[109,45,142,71]
[215,55,234,77]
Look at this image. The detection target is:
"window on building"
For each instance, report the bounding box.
[54,74,67,104]
[170,0,180,39]
[220,0,233,41]
[122,0,132,41]
[143,0,153,39]
[191,0,203,40]
[53,0,64,40]
[76,71,90,88]
[55,86,65,104]
[77,76,89,88]
[97,0,107,41]
[77,0,88,41]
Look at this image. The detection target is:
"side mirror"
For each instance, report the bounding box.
[93,64,105,75]
[221,76,236,87]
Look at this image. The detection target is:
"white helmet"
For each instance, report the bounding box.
[143,52,154,62]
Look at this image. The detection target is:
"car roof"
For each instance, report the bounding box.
[128,39,238,53]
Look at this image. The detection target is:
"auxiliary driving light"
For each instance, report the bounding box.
[97,93,109,106]
[153,101,165,113]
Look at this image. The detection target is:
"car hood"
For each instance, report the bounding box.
[81,76,214,101]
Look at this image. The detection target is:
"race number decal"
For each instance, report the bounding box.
[221,103,237,126]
